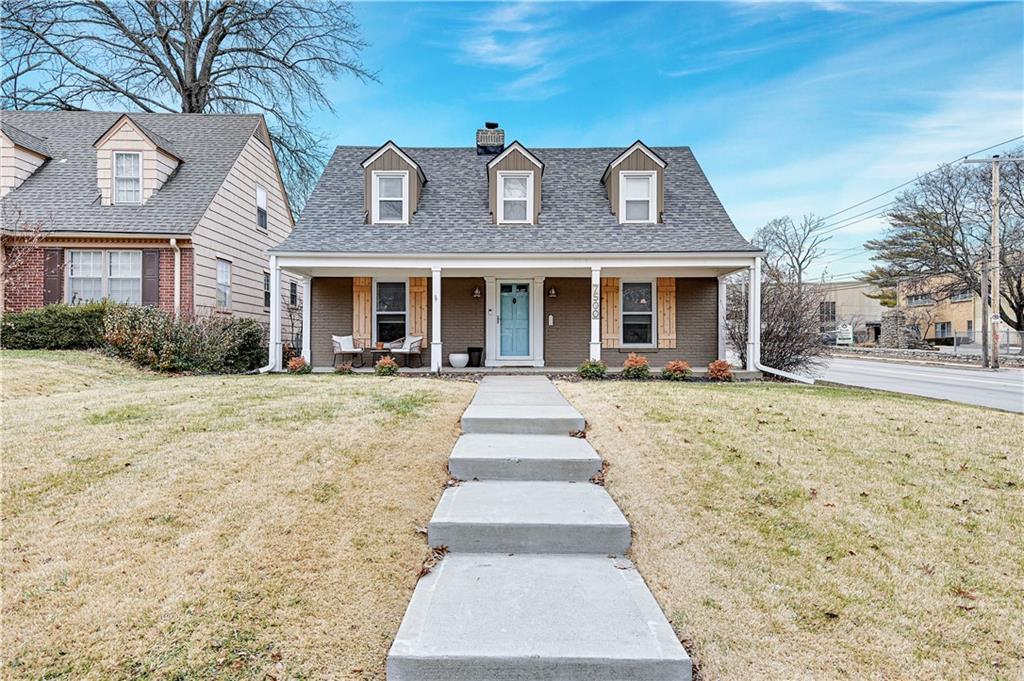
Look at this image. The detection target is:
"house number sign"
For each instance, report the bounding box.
[591,284,600,320]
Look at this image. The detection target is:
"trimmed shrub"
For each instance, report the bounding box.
[374,355,399,376]
[0,302,109,349]
[661,359,692,381]
[621,353,650,380]
[707,359,733,382]
[287,356,311,374]
[577,359,607,380]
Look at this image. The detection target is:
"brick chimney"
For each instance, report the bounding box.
[476,121,504,155]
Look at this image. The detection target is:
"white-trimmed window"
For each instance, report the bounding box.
[619,171,656,223]
[290,281,298,306]
[256,185,268,231]
[263,271,271,308]
[950,289,972,302]
[497,171,533,224]
[67,250,142,304]
[935,321,952,338]
[113,152,142,204]
[621,281,656,346]
[216,258,231,310]
[371,171,408,224]
[907,293,933,307]
[374,280,407,343]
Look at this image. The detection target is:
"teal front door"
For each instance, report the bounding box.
[500,283,530,357]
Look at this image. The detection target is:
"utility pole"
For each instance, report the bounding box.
[980,257,990,368]
[964,154,1024,369]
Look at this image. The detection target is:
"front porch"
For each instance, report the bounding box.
[310,365,764,379]
[265,253,766,373]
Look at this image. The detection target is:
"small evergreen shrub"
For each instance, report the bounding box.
[661,359,692,381]
[621,353,650,380]
[374,355,399,376]
[707,359,733,382]
[577,359,607,379]
[0,302,108,349]
[287,356,311,374]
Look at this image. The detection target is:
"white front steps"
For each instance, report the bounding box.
[460,376,586,435]
[448,433,602,481]
[429,481,630,554]
[387,553,691,681]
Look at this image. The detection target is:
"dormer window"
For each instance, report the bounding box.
[619,171,656,223]
[114,152,142,204]
[372,170,408,224]
[498,171,534,224]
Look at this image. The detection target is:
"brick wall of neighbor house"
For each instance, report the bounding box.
[544,277,720,368]
[2,245,45,312]
[440,277,486,364]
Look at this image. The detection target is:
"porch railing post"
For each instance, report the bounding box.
[431,267,442,372]
[590,266,602,362]
[717,274,728,361]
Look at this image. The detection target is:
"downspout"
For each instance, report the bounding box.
[257,255,281,374]
[169,238,181,318]
[749,256,815,384]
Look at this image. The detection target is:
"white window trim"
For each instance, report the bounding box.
[496,170,534,225]
[371,170,409,224]
[216,258,232,310]
[112,151,143,205]
[256,184,268,230]
[263,271,271,308]
[66,249,143,305]
[619,279,658,348]
[618,171,657,224]
[371,278,409,344]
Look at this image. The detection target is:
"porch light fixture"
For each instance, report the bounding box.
[548,287,557,298]
[472,287,482,298]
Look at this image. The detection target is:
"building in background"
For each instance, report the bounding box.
[817,279,885,342]
[895,275,982,343]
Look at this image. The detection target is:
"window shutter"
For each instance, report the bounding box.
[657,277,676,348]
[141,249,160,306]
[42,248,64,304]
[600,277,620,348]
[408,277,428,350]
[352,277,372,348]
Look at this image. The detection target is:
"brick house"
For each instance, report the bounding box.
[1,111,298,331]
[266,124,772,373]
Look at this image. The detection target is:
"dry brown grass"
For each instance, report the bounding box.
[2,351,474,680]
[559,380,1023,681]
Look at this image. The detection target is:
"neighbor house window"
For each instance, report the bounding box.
[374,281,406,343]
[67,250,141,304]
[256,185,268,231]
[497,171,533,224]
[290,281,298,306]
[372,171,407,224]
[819,301,836,332]
[907,293,933,307]
[935,321,952,338]
[263,272,271,307]
[216,259,231,310]
[619,171,656,223]
[113,152,142,204]
[621,281,655,346]
[950,289,972,302]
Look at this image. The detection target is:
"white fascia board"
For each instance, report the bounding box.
[486,141,543,171]
[274,251,763,270]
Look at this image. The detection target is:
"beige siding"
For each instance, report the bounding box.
[0,132,46,198]
[190,128,298,325]
[363,148,421,222]
[488,149,542,224]
[606,148,664,222]
[94,118,180,205]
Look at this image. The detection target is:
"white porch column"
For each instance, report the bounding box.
[268,255,283,371]
[746,263,756,372]
[484,276,496,367]
[746,258,762,371]
[300,276,312,363]
[717,274,728,361]
[590,267,602,361]
[431,267,442,372]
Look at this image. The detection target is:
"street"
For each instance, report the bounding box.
[814,357,1024,413]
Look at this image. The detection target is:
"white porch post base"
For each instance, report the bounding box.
[431,267,442,373]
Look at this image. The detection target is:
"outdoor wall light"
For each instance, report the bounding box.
[548,287,557,298]
[472,287,482,298]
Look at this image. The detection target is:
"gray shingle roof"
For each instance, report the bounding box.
[1,111,262,234]
[2,121,51,158]
[275,145,757,254]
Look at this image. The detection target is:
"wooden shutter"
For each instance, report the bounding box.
[141,249,160,306]
[408,277,428,349]
[42,248,64,304]
[600,277,620,348]
[352,277,372,348]
[657,277,676,348]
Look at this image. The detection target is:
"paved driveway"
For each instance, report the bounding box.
[814,357,1024,413]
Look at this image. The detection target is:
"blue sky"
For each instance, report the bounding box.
[318,1,1023,279]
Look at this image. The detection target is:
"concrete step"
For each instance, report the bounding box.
[429,481,630,554]
[460,376,586,435]
[387,553,692,681]
[448,434,602,481]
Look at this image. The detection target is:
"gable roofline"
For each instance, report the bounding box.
[601,140,667,184]
[1,121,51,158]
[93,113,183,161]
[360,140,427,183]
[486,140,544,173]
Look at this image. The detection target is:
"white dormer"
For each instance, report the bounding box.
[487,141,543,225]
[93,115,181,206]
[601,141,667,224]
[361,141,426,225]
[0,123,50,198]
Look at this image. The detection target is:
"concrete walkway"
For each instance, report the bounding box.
[387,376,691,680]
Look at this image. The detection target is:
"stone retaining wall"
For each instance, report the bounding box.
[831,346,1024,368]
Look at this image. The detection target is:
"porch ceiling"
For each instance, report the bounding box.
[278,265,750,279]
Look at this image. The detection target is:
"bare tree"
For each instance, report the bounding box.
[1,0,375,210]
[753,213,832,284]
[1,204,48,315]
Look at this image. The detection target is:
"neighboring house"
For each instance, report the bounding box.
[818,279,885,342]
[0,111,298,337]
[266,124,766,371]
[895,275,985,342]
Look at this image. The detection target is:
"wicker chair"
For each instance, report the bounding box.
[332,334,365,368]
[390,335,424,368]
